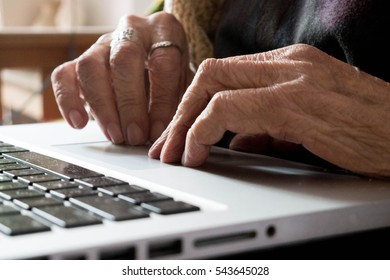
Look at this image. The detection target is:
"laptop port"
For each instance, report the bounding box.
[266,225,276,238]
[100,246,136,260]
[194,231,257,247]
[148,239,182,258]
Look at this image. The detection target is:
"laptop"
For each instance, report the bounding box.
[1,120,390,260]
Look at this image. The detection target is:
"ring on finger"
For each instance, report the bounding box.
[149,41,183,55]
[110,28,137,48]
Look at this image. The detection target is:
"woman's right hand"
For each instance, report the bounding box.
[51,12,192,145]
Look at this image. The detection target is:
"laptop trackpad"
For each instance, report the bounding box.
[54,141,169,171]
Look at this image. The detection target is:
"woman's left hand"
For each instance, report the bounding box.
[149,44,390,177]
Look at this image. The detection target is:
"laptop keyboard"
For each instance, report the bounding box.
[0,142,200,236]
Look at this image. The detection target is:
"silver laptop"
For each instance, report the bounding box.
[1,121,390,260]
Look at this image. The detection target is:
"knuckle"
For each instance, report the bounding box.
[95,33,112,44]
[116,97,143,113]
[198,58,219,72]
[209,91,229,114]
[52,83,67,104]
[118,14,145,27]
[75,58,105,106]
[54,88,70,107]
[110,43,142,70]
[76,53,100,78]
[76,54,106,90]
[197,58,219,81]
[148,12,187,47]
[51,63,67,84]
[195,58,226,98]
[294,43,313,52]
[152,98,175,110]
[288,43,319,59]
[148,11,180,27]
[149,51,180,73]
[150,93,178,115]
[83,92,106,113]
[51,64,73,102]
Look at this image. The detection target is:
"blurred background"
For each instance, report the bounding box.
[0,0,154,125]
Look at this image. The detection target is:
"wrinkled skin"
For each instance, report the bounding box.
[149,44,390,177]
[52,12,390,177]
[51,12,193,145]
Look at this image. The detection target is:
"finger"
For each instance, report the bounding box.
[147,13,190,142]
[51,60,89,129]
[77,34,124,144]
[149,58,301,162]
[148,44,190,142]
[151,89,210,163]
[110,18,150,145]
[182,86,310,166]
[181,89,254,166]
[148,48,183,141]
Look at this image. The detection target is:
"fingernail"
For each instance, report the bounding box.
[69,110,83,128]
[150,121,165,142]
[107,123,124,144]
[127,123,144,145]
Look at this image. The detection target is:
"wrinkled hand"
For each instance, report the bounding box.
[51,12,192,145]
[149,44,390,177]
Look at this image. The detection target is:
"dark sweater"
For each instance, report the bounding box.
[214,0,389,82]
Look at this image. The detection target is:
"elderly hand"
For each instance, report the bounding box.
[51,12,192,145]
[149,44,390,177]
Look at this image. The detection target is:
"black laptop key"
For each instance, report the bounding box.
[141,200,200,215]
[76,176,128,188]
[18,174,61,184]
[0,157,16,165]
[0,188,44,200]
[98,184,147,196]
[4,168,44,178]
[0,146,28,154]
[118,192,172,205]
[0,163,30,171]
[33,205,101,228]
[4,151,103,180]
[14,197,63,210]
[70,195,149,221]
[0,174,12,183]
[0,214,50,236]
[34,180,79,192]
[0,182,28,191]
[50,187,98,200]
[0,204,20,215]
